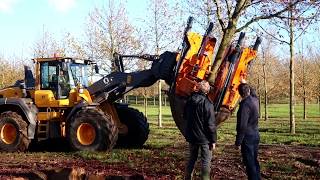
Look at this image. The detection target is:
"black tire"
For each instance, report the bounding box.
[0,111,30,152]
[67,109,118,151]
[116,106,149,148]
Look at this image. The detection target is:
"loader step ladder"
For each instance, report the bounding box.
[37,121,49,141]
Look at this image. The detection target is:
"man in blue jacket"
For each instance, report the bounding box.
[184,80,217,180]
[235,83,261,180]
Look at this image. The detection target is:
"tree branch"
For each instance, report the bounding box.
[245,0,263,8]
[236,0,300,32]
[293,17,314,42]
[213,0,226,31]
[224,0,232,18]
[256,23,289,45]
[232,0,247,19]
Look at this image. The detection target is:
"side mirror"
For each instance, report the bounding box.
[94,64,99,74]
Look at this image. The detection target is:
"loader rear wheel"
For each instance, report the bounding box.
[116,106,149,148]
[67,109,118,151]
[0,111,30,152]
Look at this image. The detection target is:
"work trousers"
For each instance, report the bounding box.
[185,143,212,180]
[241,132,261,180]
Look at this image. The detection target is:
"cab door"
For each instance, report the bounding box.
[35,61,70,107]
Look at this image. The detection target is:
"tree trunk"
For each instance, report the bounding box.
[208,0,249,83]
[1,74,4,88]
[318,96,320,115]
[263,59,268,121]
[318,96,320,114]
[158,80,162,127]
[303,94,306,119]
[135,96,138,105]
[144,96,148,118]
[302,50,307,120]
[258,78,262,119]
[289,7,295,134]
[164,95,167,106]
[208,27,236,83]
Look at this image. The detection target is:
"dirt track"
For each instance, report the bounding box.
[0,143,319,179]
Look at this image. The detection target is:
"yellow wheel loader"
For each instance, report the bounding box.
[0,17,261,152]
[0,55,170,152]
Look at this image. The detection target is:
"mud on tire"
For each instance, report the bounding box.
[0,111,30,152]
[116,106,149,148]
[67,109,118,151]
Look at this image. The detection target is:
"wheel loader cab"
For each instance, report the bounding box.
[33,57,92,108]
[40,61,70,99]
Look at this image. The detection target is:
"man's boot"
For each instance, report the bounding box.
[201,169,210,180]
[185,169,193,180]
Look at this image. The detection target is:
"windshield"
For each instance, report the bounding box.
[69,63,89,88]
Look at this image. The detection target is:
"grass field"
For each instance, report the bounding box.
[260,104,320,118]
[0,104,319,179]
[131,104,320,147]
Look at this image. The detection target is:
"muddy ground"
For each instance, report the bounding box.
[0,143,319,180]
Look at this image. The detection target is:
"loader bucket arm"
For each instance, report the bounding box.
[87,52,177,103]
[87,70,158,103]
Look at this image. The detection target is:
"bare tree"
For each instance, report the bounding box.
[257,1,320,134]
[186,0,221,37]
[295,47,320,119]
[33,26,66,58]
[145,0,182,127]
[0,56,24,88]
[87,0,143,73]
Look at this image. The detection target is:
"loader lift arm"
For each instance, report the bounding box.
[87,52,177,104]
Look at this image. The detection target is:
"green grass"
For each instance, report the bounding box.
[131,104,320,147]
[260,103,320,118]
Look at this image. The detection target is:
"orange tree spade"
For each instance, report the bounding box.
[185,0,315,83]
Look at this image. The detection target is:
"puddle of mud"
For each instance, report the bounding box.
[3,168,144,180]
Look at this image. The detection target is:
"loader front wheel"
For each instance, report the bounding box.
[0,111,30,152]
[67,109,118,151]
[116,106,149,148]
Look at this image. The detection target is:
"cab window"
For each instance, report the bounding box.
[40,62,58,89]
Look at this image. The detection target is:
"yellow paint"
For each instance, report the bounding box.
[34,88,93,108]
[37,111,61,121]
[77,89,93,103]
[35,90,58,107]
[34,90,72,107]
[0,87,23,98]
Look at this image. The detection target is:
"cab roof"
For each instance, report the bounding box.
[32,57,93,64]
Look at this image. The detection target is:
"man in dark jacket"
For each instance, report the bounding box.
[184,80,217,180]
[235,83,261,180]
